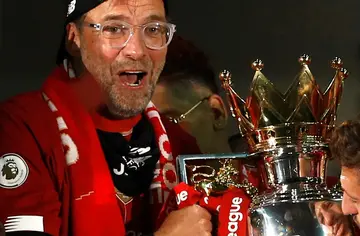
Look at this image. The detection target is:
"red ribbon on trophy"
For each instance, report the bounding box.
[174,182,251,236]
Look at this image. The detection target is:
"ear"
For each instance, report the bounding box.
[208,94,228,130]
[65,22,82,58]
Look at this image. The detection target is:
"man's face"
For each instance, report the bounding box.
[152,82,218,153]
[78,0,167,118]
[340,166,360,227]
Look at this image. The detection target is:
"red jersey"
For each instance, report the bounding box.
[0,68,202,235]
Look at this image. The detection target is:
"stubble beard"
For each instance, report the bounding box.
[107,59,165,118]
[82,48,165,118]
[106,72,158,118]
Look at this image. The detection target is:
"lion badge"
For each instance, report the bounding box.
[0,153,29,189]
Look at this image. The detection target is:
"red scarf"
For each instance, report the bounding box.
[41,67,178,235]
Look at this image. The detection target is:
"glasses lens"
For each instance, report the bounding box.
[101,22,131,48]
[143,22,173,49]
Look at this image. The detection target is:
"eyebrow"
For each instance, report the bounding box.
[102,14,129,22]
[144,14,167,22]
[102,14,167,23]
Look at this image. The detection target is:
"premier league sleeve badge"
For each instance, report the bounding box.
[0,153,29,189]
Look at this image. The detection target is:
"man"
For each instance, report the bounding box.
[0,0,212,235]
[330,119,360,228]
[152,35,232,154]
[152,36,264,191]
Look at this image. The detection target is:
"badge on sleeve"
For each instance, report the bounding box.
[0,153,29,189]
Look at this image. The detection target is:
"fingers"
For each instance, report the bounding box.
[322,210,336,226]
[315,201,344,226]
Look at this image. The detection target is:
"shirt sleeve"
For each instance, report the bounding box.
[0,108,62,236]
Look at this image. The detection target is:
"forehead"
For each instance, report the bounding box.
[86,0,166,22]
[341,167,360,187]
[341,167,360,199]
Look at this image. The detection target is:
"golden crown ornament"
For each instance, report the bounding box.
[220,54,348,152]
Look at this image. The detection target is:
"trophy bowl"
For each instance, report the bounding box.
[177,55,358,235]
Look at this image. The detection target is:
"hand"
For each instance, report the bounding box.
[314,201,352,236]
[155,205,212,236]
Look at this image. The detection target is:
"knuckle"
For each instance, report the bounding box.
[188,205,211,220]
[199,218,212,231]
[198,208,211,219]
[191,204,202,214]
[198,218,207,225]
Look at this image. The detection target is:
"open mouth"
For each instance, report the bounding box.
[119,71,147,87]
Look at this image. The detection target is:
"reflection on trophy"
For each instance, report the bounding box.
[177,55,357,235]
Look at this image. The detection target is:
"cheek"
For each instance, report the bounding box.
[100,44,121,60]
[342,194,358,214]
[189,118,213,140]
[178,122,193,135]
[178,122,204,143]
[149,49,166,68]
[83,37,118,61]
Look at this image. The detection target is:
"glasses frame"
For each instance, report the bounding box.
[86,21,176,50]
[168,96,211,124]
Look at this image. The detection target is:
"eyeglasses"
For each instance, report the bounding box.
[168,96,210,124]
[86,20,176,50]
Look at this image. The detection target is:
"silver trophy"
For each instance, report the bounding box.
[177,55,357,235]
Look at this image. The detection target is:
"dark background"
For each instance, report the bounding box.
[1,0,360,136]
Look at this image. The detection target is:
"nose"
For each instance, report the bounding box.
[121,30,146,60]
[342,194,358,215]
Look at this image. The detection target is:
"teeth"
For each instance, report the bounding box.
[125,80,142,87]
[120,71,146,87]
[124,71,144,74]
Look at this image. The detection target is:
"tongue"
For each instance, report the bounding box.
[120,74,138,84]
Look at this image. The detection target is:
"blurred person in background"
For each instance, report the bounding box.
[153,35,232,154]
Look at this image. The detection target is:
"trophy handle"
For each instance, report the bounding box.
[219,70,254,136]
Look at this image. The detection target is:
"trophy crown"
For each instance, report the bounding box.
[221,55,349,152]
